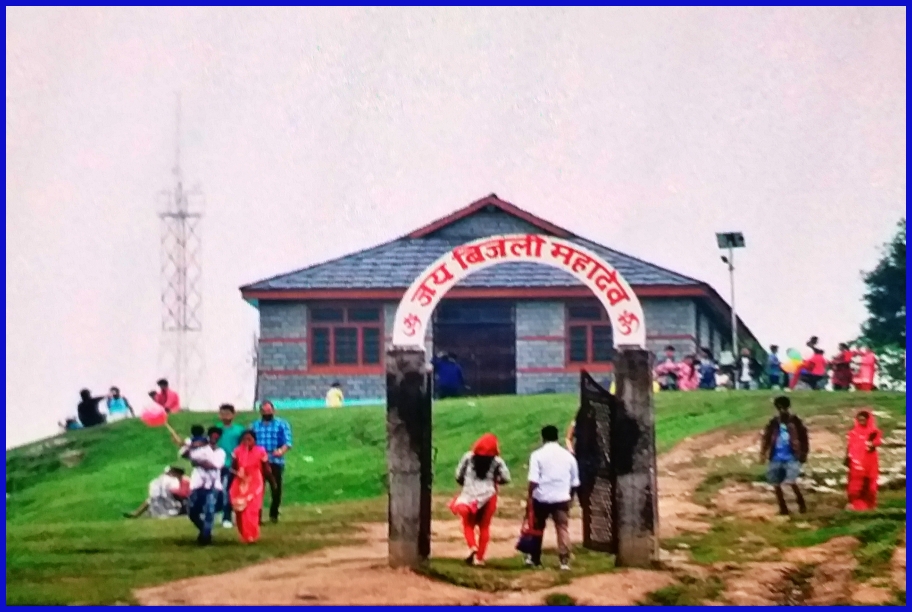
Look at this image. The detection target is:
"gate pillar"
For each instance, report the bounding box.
[612,348,659,567]
[386,347,433,568]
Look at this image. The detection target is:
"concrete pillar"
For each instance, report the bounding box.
[385,347,432,568]
[612,348,659,567]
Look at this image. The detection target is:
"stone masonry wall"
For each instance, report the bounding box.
[642,298,698,356]
[257,296,721,400]
[257,300,389,401]
[515,301,574,394]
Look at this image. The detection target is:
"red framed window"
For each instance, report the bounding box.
[566,302,614,364]
[309,305,383,368]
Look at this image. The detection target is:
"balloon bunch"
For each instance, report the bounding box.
[780,348,804,374]
[140,404,169,427]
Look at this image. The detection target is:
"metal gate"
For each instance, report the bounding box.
[576,370,619,554]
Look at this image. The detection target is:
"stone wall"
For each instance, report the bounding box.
[642,298,698,356]
[256,295,734,400]
[515,301,572,394]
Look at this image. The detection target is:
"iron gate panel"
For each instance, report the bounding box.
[577,370,619,554]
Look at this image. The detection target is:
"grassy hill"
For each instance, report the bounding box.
[6,391,906,604]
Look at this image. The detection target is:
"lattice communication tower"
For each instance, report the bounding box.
[158,94,204,409]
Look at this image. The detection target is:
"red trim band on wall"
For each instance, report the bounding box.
[242,284,707,302]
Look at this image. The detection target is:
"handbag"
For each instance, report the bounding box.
[515,501,542,555]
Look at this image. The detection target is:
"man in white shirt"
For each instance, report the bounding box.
[526,424,580,570]
[180,426,226,546]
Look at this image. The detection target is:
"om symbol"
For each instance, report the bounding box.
[617,310,640,335]
[402,314,422,337]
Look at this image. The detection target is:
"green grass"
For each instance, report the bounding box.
[640,574,725,606]
[419,546,616,593]
[6,390,906,604]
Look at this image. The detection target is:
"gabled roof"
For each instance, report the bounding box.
[242,194,702,292]
[241,194,762,346]
[407,194,572,239]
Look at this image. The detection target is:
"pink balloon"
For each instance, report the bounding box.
[140,404,168,427]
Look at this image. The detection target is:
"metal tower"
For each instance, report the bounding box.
[158,93,204,409]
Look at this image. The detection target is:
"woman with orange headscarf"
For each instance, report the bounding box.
[448,433,511,566]
[845,410,882,511]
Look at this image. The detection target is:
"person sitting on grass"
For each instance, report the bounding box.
[759,396,809,515]
[76,389,107,428]
[325,382,344,408]
[105,386,135,422]
[124,466,190,519]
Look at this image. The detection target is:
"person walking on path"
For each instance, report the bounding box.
[215,404,245,529]
[448,433,510,566]
[526,425,580,571]
[251,401,293,524]
[229,430,277,543]
[181,426,226,545]
[845,410,882,511]
[760,397,809,515]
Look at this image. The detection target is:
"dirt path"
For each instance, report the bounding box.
[135,422,906,606]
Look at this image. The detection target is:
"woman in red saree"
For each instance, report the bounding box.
[448,433,510,566]
[230,430,276,543]
[845,410,882,511]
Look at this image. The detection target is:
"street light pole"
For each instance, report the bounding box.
[728,245,737,358]
[716,232,745,359]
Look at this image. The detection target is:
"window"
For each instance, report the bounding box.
[567,302,614,364]
[309,305,383,368]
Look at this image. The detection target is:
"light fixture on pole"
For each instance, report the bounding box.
[716,231,745,358]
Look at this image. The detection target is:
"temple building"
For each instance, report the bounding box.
[241,194,760,403]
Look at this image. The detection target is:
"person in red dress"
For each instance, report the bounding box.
[830,343,856,391]
[854,348,878,392]
[845,410,882,510]
[229,430,277,543]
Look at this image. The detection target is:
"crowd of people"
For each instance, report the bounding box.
[62,345,885,558]
[120,400,293,546]
[62,379,180,431]
[652,336,879,393]
[446,396,885,570]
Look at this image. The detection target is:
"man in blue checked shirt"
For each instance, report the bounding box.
[251,401,293,524]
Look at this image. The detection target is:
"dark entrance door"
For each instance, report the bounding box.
[432,300,516,396]
[576,370,619,554]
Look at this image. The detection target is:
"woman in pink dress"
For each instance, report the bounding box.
[229,430,276,543]
[677,355,700,391]
[854,348,878,392]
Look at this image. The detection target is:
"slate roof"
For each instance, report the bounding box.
[242,197,701,292]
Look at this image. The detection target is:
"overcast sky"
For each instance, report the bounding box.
[6,7,905,448]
